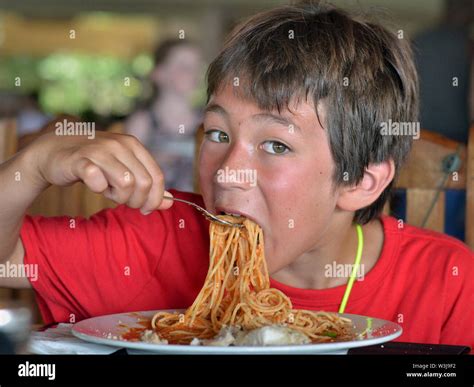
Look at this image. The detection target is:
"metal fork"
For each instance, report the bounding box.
[162,195,244,228]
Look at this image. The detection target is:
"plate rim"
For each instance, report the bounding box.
[71,309,403,354]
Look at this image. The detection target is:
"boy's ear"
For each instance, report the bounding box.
[336,159,396,212]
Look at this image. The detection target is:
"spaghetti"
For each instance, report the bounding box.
[151,216,353,344]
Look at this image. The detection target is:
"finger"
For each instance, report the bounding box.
[129,143,173,212]
[91,156,135,205]
[113,150,154,211]
[72,158,108,193]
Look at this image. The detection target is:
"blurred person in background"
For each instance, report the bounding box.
[126,39,204,192]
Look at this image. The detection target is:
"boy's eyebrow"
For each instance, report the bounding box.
[252,113,301,133]
[204,103,302,133]
[204,103,229,119]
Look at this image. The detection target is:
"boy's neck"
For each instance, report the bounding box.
[270,218,385,290]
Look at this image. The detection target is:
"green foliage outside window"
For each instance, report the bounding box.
[0,52,154,118]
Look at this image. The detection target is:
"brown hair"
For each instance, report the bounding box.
[149,38,196,101]
[206,0,419,224]
[153,38,194,65]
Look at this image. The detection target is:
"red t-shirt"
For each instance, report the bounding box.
[20,189,474,349]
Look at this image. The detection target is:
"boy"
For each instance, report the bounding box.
[0,1,472,349]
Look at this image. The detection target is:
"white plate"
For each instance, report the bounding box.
[72,309,402,354]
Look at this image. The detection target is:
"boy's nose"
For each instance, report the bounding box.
[214,144,257,190]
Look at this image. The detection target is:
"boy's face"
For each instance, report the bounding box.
[199,83,341,274]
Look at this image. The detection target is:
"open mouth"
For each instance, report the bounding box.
[219,211,244,217]
[215,207,247,219]
[215,207,260,227]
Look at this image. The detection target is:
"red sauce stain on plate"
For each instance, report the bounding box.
[121,327,147,341]
[119,316,152,341]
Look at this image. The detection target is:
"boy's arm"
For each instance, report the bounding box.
[0,150,45,288]
[0,121,173,289]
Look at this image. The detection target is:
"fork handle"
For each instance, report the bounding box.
[162,195,203,212]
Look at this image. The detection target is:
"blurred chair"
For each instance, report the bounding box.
[0,118,18,308]
[0,118,17,163]
[0,120,42,325]
[465,123,474,249]
[394,125,473,249]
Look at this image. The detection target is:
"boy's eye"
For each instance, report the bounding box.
[204,129,230,143]
[261,140,290,155]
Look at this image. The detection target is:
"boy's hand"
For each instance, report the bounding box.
[27,130,173,214]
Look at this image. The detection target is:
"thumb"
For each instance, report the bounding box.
[157,190,174,210]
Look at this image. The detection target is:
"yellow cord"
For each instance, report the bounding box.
[338,224,364,314]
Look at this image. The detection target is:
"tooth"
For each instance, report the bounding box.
[224,212,240,217]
